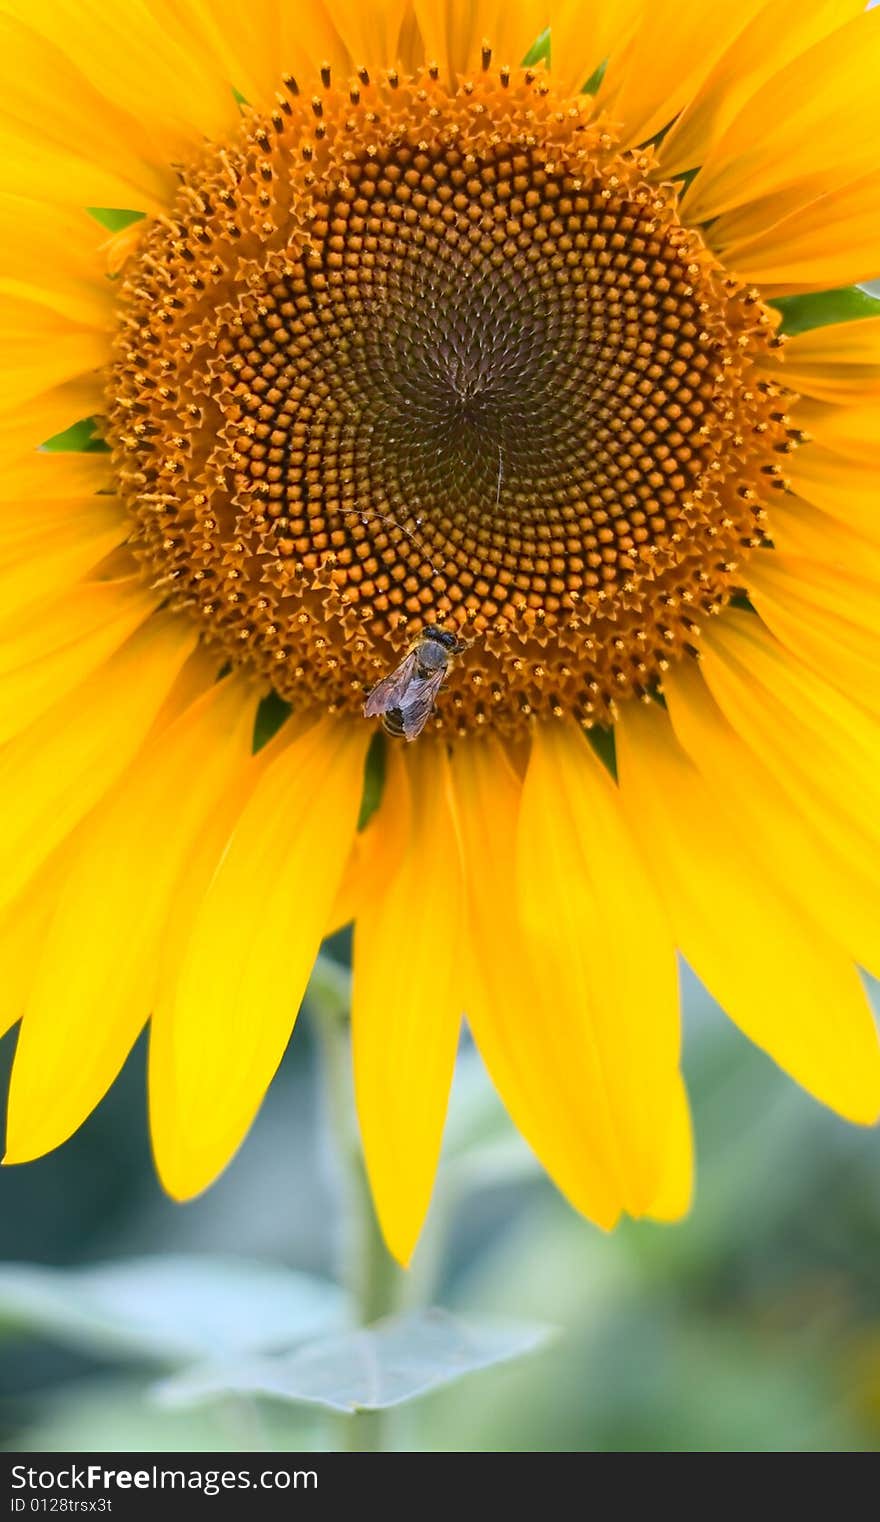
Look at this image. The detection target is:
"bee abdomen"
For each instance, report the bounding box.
[381,708,407,739]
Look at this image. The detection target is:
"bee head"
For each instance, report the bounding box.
[422,624,464,653]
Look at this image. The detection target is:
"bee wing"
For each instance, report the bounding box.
[397,665,448,739]
[363,649,420,717]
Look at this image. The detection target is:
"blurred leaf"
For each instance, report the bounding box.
[451,1135,542,1192]
[441,1044,509,1154]
[440,1044,539,1190]
[773,285,880,337]
[158,1308,553,1413]
[308,951,351,1023]
[6,1375,325,1454]
[0,1256,344,1364]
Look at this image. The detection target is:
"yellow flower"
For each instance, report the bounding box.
[1,0,880,1266]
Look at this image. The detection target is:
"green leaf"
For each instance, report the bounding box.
[357,730,386,829]
[522,27,605,92]
[581,59,607,95]
[87,207,146,232]
[158,1308,553,1414]
[585,723,617,780]
[41,416,109,453]
[0,1256,345,1364]
[252,690,292,753]
[772,285,880,337]
[522,29,549,67]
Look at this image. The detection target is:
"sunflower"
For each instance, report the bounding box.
[2,0,880,1267]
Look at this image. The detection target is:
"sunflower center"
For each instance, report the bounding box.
[108,63,791,736]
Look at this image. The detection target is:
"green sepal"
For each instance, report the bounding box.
[772,285,880,337]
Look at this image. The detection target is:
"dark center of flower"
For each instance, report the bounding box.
[108,62,793,737]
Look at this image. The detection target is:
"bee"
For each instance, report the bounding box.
[363,625,465,741]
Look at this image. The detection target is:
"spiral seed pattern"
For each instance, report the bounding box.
[108,62,794,735]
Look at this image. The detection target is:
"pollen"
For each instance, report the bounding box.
[107,62,792,736]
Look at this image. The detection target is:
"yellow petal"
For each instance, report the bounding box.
[797,400,879,468]
[0,196,114,329]
[414,0,547,82]
[659,0,864,176]
[152,716,367,1201]
[99,219,146,278]
[0,490,121,554]
[646,1074,693,1222]
[0,11,172,209]
[0,294,107,413]
[744,550,880,717]
[703,166,855,252]
[0,450,112,501]
[699,612,880,917]
[4,676,258,1164]
[713,171,880,293]
[321,0,414,74]
[0,846,74,1038]
[4,0,237,161]
[685,10,880,224]
[0,379,103,464]
[0,124,156,215]
[597,0,764,149]
[452,734,683,1228]
[548,0,641,98]
[151,0,288,110]
[0,577,156,745]
[701,611,880,807]
[617,696,880,1123]
[326,828,368,934]
[663,654,880,979]
[770,494,880,581]
[0,497,128,620]
[327,743,410,933]
[517,720,683,1218]
[147,716,310,1166]
[164,0,413,105]
[353,741,464,1265]
[761,316,880,404]
[0,612,196,915]
[142,644,241,758]
[790,443,879,539]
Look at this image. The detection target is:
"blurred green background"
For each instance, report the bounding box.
[2,950,880,1454]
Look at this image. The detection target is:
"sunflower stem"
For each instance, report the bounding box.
[311,955,403,1452]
